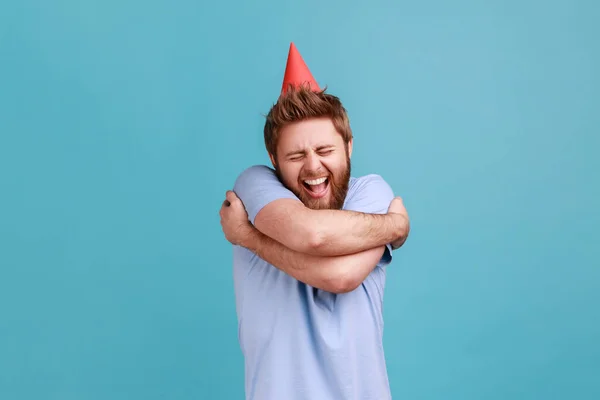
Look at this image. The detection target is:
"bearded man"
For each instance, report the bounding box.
[219,43,410,400]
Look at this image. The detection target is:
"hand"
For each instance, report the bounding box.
[219,190,255,246]
[387,197,410,250]
[387,196,408,216]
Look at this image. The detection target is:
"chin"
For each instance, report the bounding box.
[296,177,333,209]
[304,197,333,210]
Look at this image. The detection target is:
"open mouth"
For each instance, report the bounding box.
[302,176,329,198]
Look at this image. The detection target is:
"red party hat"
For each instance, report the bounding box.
[281,42,321,94]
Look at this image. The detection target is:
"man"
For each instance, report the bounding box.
[219,43,410,400]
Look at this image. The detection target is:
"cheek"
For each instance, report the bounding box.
[323,155,348,173]
[279,164,301,185]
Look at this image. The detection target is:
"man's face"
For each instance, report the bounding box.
[270,117,352,210]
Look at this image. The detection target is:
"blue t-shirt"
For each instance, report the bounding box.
[232,165,396,400]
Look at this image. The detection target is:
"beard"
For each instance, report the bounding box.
[275,155,351,210]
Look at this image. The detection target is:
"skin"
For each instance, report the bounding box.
[220,190,408,293]
[259,117,409,256]
[270,117,352,211]
[220,117,410,293]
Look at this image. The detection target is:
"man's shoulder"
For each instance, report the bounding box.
[233,164,281,194]
[348,173,391,193]
[233,164,297,223]
[344,173,394,213]
[235,164,275,182]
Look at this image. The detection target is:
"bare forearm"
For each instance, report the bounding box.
[306,209,409,256]
[254,199,409,257]
[242,227,384,293]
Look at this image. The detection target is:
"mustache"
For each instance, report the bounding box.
[299,173,329,180]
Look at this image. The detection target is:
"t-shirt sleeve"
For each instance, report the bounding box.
[233,165,300,225]
[344,174,396,266]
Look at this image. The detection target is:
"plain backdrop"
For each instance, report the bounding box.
[1,0,599,399]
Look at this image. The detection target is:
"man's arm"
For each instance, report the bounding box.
[241,225,388,294]
[233,166,409,257]
[254,199,407,256]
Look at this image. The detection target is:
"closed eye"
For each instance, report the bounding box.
[318,149,334,156]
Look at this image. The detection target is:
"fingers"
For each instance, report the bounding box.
[220,190,241,220]
[220,191,236,210]
[388,197,400,207]
[388,196,408,215]
[394,196,405,206]
[219,199,229,219]
[226,190,239,205]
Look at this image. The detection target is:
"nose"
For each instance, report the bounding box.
[304,152,322,173]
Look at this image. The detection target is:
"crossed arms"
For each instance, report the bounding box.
[224,165,410,294]
[252,199,408,256]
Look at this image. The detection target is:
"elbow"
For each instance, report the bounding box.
[392,217,411,249]
[322,248,384,293]
[296,211,334,255]
[331,279,361,294]
[276,225,322,254]
[322,271,362,294]
[306,231,325,254]
[328,276,361,294]
[301,226,326,255]
[392,230,409,250]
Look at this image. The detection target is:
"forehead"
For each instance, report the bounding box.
[277,118,342,152]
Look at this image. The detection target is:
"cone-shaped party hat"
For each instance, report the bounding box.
[281,42,321,94]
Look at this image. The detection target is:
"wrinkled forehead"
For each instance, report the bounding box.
[276,118,344,152]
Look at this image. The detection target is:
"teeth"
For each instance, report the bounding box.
[304,177,327,185]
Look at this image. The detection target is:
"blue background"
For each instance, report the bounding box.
[1,0,598,399]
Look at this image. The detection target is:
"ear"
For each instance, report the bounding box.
[268,153,277,168]
[347,138,353,158]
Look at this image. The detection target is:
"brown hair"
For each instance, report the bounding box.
[264,85,353,157]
